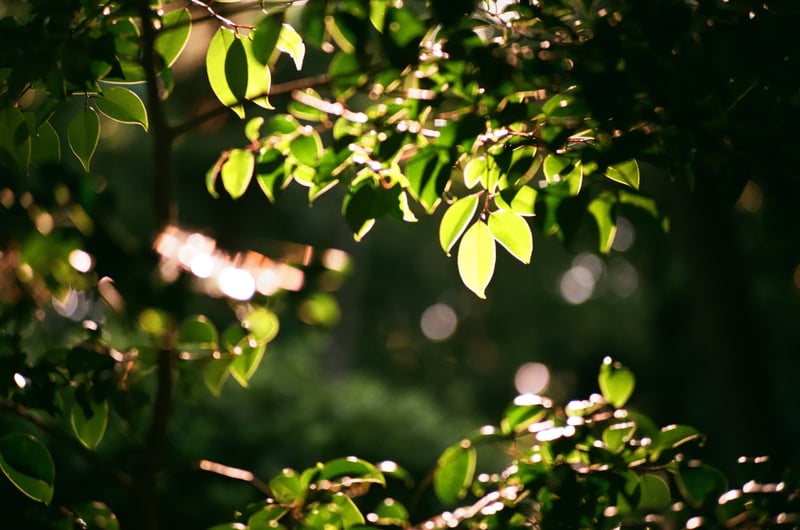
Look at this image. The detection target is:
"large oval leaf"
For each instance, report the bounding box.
[68,106,100,172]
[156,8,192,68]
[488,210,532,264]
[0,434,55,504]
[206,28,244,118]
[221,149,255,199]
[439,193,480,256]
[433,442,476,506]
[605,159,640,189]
[457,220,496,299]
[70,399,109,449]
[96,87,148,130]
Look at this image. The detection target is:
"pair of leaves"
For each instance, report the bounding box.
[440,195,533,298]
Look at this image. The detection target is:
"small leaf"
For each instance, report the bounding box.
[488,210,533,264]
[156,8,192,67]
[68,106,100,172]
[495,185,537,216]
[96,87,149,130]
[406,147,447,213]
[373,498,409,526]
[598,357,635,408]
[602,421,636,453]
[70,399,109,449]
[542,154,582,195]
[248,505,290,530]
[290,132,322,166]
[500,395,549,435]
[221,149,255,199]
[276,23,306,70]
[433,442,476,506]
[269,468,305,504]
[255,148,285,202]
[252,13,285,64]
[457,221,496,299]
[203,359,229,397]
[177,315,219,356]
[463,157,485,189]
[331,493,365,528]
[243,307,279,343]
[588,193,617,254]
[244,116,264,142]
[317,457,386,486]
[229,341,266,387]
[439,193,481,256]
[0,434,55,504]
[605,159,640,189]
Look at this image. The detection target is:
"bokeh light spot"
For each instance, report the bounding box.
[420,303,458,341]
[69,249,94,273]
[514,362,550,394]
[218,267,255,301]
[611,216,635,252]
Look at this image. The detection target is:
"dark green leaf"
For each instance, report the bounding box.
[252,13,285,64]
[203,358,229,397]
[0,434,55,504]
[372,498,409,526]
[96,87,149,130]
[673,463,727,508]
[68,106,100,172]
[406,148,448,213]
[638,473,671,510]
[70,399,109,449]
[30,120,60,164]
[248,505,290,530]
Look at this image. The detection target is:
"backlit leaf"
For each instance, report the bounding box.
[206,28,244,118]
[243,307,279,344]
[70,399,109,449]
[406,148,447,213]
[248,505,290,530]
[495,185,537,216]
[488,210,533,264]
[290,132,322,166]
[373,499,409,526]
[221,149,255,199]
[439,193,481,256]
[229,340,266,388]
[463,157,485,189]
[318,457,386,486]
[434,442,476,506]
[457,221,496,299]
[598,357,635,408]
[244,116,264,142]
[0,434,55,504]
[331,493,365,528]
[605,159,640,189]
[203,359,229,397]
[96,87,148,130]
[178,315,218,356]
[588,192,617,254]
[276,23,306,70]
[252,13,285,64]
[255,148,285,202]
[68,106,100,172]
[543,154,582,195]
[269,468,305,504]
[156,8,192,67]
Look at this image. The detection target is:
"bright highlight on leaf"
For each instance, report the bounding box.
[68,107,100,172]
[488,210,533,264]
[439,193,480,256]
[588,193,617,254]
[96,87,149,130]
[605,159,640,189]
[276,23,306,70]
[457,221,496,299]
[221,149,255,199]
[70,400,109,449]
[156,8,192,68]
[598,357,635,408]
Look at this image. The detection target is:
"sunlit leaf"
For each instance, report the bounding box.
[457,221,496,299]
[373,498,409,526]
[255,148,285,202]
[243,307,279,343]
[602,421,636,453]
[276,23,306,70]
[206,28,244,118]
[269,468,305,504]
[178,315,218,356]
[439,193,481,256]
[406,147,447,213]
[290,132,322,166]
[0,434,55,505]
[598,357,635,408]
[464,156,485,189]
[501,396,549,435]
[70,399,109,449]
[543,154,582,195]
[652,425,702,461]
[95,87,148,130]
[433,442,476,506]
[68,106,100,172]
[244,116,264,142]
[317,457,386,486]
[605,159,640,190]
[229,341,266,388]
[156,8,192,68]
[588,193,617,254]
[221,149,255,199]
[488,210,532,264]
[495,185,537,216]
[369,0,388,31]
[252,13,285,64]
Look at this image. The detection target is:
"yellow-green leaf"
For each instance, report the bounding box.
[598,357,635,408]
[439,193,481,256]
[463,157,485,189]
[276,23,305,70]
[156,8,192,68]
[488,210,533,264]
[70,399,109,449]
[434,442,476,506]
[206,28,244,118]
[457,221,496,299]
[68,106,100,172]
[252,13,284,64]
[96,87,149,130]
[588,192,617,254]
[221,149,255,199]
[230,341,267,387]
[605,159,640,189]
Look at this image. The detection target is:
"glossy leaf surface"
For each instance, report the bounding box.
[96,87,149,130]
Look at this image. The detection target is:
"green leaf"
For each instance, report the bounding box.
[252,13,285,64]
[245,116,264,142]
[229,341,266,388]
[0,106,31,173]
[221,149,255,199]
[463,156,485,189]
[72,501,119,530]
[0,434,55,504]
[433,442,476,506]
[248,505,290,530]
[588,193,617,254]
[673,463,727,508]
[206,28,244,118]
[68,106,100,172]
[331,493,365,528]
[598,357,635,408]
[276,23,306,70]
[70,399,109,449]
[373,498,409,526]
[488,210,533,264]
[156,8,192,68]
[543,154,582,195]
[317,457,386,486]
[203,358,230,397]
[255,148,286,202]
[439,193,481,256]
[177,315,219,356]
[495,185,537,216]
[457,221,496,299]
[602,421,636,453]
[406,148,448,213]
[290,133,322,166]
[605,159,640,190]
[30,121,60,164]
[242,307,279,343]
[269,468,305,504]
[95,87,149,130]
[638,473,671,510]
[652,425,702,460]
[500,395,549,435]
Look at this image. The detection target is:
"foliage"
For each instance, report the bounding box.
[1,0,799,529]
